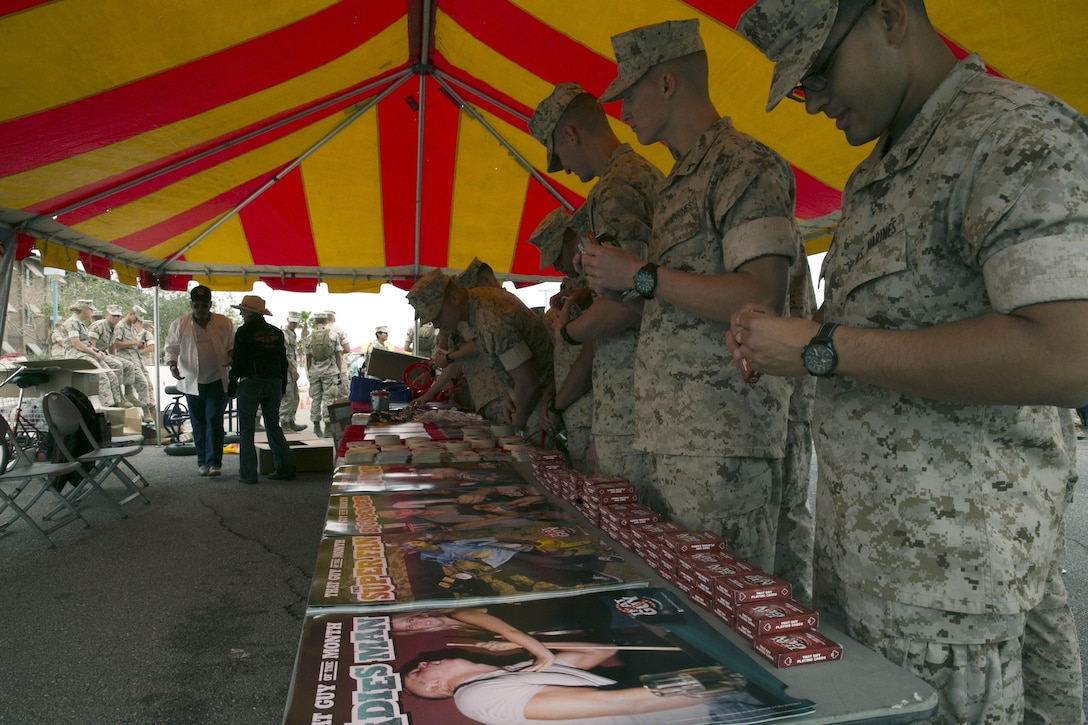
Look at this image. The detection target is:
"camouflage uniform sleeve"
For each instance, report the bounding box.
[961,105,1088,313]
[592,178,653,259]
[714,143,799,272]
[472,299,533,372]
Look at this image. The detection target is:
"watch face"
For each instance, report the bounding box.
[633,267,655,298]
[803,344,835,376]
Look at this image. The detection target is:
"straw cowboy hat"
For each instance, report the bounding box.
[232,295,271,315]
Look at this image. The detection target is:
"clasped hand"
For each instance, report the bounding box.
[580,243,641,297]
[727,304,821,378]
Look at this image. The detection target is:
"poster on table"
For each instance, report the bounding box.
[331,461,530,494]
[308,523,648,611]
[324,483,575,537]
[283,587,815,724]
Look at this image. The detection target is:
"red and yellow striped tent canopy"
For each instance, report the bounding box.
[2,0,1084,292]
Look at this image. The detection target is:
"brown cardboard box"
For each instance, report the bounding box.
[257,439,334,475]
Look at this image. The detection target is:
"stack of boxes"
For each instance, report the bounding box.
[524,447,841,669]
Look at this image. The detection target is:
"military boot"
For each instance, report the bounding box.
[312,422,322,438]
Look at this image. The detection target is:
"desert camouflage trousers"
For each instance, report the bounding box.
[817,561,1083,724]
[280,378,299,426]
[563,424,592,473]
[308,371,340,427]
[64,348,121,406]
[647,453,783,574]
[775,420,815,606]
[593,433,654,509]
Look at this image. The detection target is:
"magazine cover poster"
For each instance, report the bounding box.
[324,484,575,537]
[309,524,647,609]
[331,462,530,493]
[284,588,815,724]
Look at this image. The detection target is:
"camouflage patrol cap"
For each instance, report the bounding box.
[454,257,485,290]
[599,19,704,104]
[569,202,591,235]
[105,304,123,316]
[529,83,588,173]
[527,208,572,269]
[737,0,839,111]
[406,268,451,326]
[69,299,97,313]
[131,304,147,321]
[287,311,301,323]
[312,311,328,322]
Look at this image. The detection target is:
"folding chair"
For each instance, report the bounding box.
[0,414,89,548]
[42,391,150,518]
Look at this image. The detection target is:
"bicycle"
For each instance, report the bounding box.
[0,367,52,473]
[161,385,189,442]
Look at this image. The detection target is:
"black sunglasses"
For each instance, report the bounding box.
[787,0,876,102]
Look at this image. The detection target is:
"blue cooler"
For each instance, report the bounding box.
[383,382,413,403]
[349,375,385,402]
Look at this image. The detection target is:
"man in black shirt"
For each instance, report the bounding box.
[228,295,296,484]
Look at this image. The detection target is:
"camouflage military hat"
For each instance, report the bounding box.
[131,304,147,321]
[529,82,588,173]
[736,0,838,111]
[105,304,123,316]
[407,268,451,325]
[454,257,484,290]
[569,202,591,235]
[527,207,572,269]
[599,19,705,103]
[287,311,301,323]
[69,299,97,313]
[312,311,328,322]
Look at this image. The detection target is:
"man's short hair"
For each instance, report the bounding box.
[529,82,589,173]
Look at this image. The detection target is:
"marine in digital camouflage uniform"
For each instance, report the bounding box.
[583,19,811,577]
[530,83,663,498]
[736,0,1086,720]
[89,305,141,410]
[413,265,508,421]
[62,301,123,407]
[405,321,436,359]
[279,312,305,431]
[526,207,594,471]
[324,310,351,398]
[49,322,65,359]
[408,269,553,438]
[113,305,157,422]
[305,313,341,438]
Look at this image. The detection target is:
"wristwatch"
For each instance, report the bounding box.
[801,322,840,377]
[559,324,581,346]
[632,263,659,300]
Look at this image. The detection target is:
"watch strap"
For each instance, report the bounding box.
[813,321,839,343]
[559,324,582,346]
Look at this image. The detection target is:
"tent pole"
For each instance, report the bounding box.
[156,69,416,273]
[153,285,163,447]
[412,0,432,280]
[433,72,574,213]
[0,227,17,346]
[413,72,426,279]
